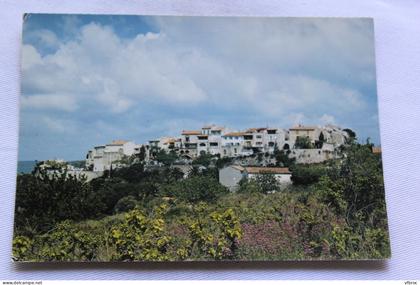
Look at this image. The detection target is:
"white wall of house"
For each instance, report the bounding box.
[86,141,137,172]
[219,166,245,191]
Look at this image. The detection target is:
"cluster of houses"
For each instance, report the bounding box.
[85,124,350,173]
[36,123,357,190]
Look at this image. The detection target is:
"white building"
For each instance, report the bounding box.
[144,124,349,163]
[219,165,292,191]
[85,140,138,172]
[288,124,348,149]
[179,125,226,158]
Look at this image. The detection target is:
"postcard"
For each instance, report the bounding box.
[14,14,390,261]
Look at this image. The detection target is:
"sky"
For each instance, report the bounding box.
[19,14,380,161]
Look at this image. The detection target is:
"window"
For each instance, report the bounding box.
[256,135,262,139]
[234,148,237,153]
[185,136,190,142]
[210,142,218,147]
[199,143,206,147]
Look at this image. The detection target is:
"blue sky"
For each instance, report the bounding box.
[19,14,380,161]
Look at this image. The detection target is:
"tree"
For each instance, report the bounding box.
[162,176,229,203]
[155,150,178,166]
[14,170,99,235]
[215,157,232,169]
[238,174,281,194]
[112,163,146,183]
[294,136,313,149]
[315,132,325,149]
[343,128,357,144]
[114,196,138,213]
[290,164,327,185]
[254,174,281,193]
[273,144,295,167]
[316,144,387,228]
[137,145,146,162]
[192,152,213,167]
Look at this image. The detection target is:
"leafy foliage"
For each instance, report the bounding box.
[109,205,176,261]
[238,174,281,194]
[273,145,295,167]
[155,150,179,166]
[114,195,138,213]
[291,164,327,185]
[162,176,229,203]
[294,136,313,149]
[14,170,98,235]
[13,143,390,261]
[188,204,242,259]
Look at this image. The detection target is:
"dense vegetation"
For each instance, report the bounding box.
[13,142,390,261]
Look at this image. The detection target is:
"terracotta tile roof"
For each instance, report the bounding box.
[289,125,317,131]
[231,165,245,171]
[182,130,201,135]
[228,165,291,175]
[246,128,257,133]
[223,132,246,137]
[246,127,267,133]
[161,137,177,144]
[108,140,128,146]
[372,147,382,154]
[245,166,291,175]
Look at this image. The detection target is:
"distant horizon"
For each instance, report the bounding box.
[19,15,381,161]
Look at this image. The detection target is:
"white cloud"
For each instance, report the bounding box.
[22,45,42,70]
[21,18,375,135]
[319,114,336,125]
[21,94,78,111]
[40,115,78,134]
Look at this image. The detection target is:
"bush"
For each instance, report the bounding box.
[294,136,313,149]
[114,196,138,213]
[290,164,327,185]
[15,171,100,235]
[238,175,281,194]
[162,176,229,203]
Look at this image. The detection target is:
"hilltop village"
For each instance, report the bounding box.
[85,124,350,170]
[34,124,361,190]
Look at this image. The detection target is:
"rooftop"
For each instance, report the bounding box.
[223,132,246,137]
[245,166,291,175]
[182,130,202,135]
[246,127,267,133]
[289,125,317,131]
[107,140,129,146]
[229,165,291,174]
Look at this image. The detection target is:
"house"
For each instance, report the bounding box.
[180,130,201,158]
[85,140,138,172]
[180,125,226,158]
[289,125,320,148]
[219,165,292,191]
